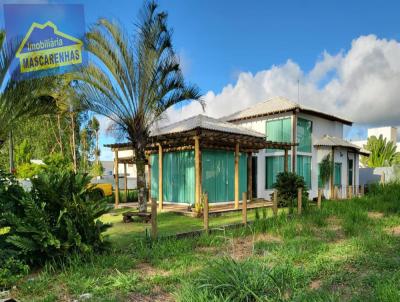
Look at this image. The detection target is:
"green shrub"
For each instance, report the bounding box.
[176,257,285,301]
[0,169,112,277]
[273,172,308,213]
[15,162,46,179]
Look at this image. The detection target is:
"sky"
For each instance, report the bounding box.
[1,0,400,160]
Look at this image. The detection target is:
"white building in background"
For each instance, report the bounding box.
[351,126,400,167]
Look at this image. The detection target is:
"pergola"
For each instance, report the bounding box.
[106,115,296,209]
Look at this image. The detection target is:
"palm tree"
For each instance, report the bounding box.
[89,116,100,164]
[361,135,400,167]
[76,1,202,212]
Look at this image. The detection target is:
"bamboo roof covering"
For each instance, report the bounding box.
[105,114,296,154]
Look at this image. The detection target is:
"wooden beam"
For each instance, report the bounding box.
[151,198,157,239]
[297,188,302,215]
[273,190,278,216]
[247,152,252,201]
[158,144,163,210]
[234,142,240,209]
[194,136,202,208]
[330,147,335,199]
[284,148,289,172]
[203,193,209,233]
[317,189,322,209]
[147,156,152,203]
[114,149,120,209]
[291,112,297,172]
[242,192,247,225]
[124,163,128,202]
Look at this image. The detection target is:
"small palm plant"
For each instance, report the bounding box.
[361,135,400,167]
[77,1,203,212]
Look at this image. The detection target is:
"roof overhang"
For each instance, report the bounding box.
[105,126,296,154]
[227,107,352,126]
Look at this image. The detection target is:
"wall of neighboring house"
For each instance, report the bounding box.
[235,111,355,200]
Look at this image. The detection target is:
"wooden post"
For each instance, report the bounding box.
[242,192,247,225]
[247,152,252,201]
[114,149,119,209]
[158,144,163,210]
[194,136,202,210]
[203,193,209,233]
[284,148,289,172]
[124,163,128,203]
[273,190,278,216]
[334,186,338,200]
[297,188,302,215]
[234,142,240,209]
[330,147,335,199]
[317,189,322,209]
[291,112,297,172]
[148,156,152,203]
[151,198,157,239]
[349,186,353,199]
[361,185,365,196]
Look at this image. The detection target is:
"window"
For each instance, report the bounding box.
[265,155,291,189]
[334,163,342,187]
[297,118,312,153]
[266,118,291,153]
[348,159,353,186]
[297,155,312,188]
[266,118,291,142]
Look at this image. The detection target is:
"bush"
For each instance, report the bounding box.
[176,257,287,301]
[15,162,46,179]
[0,169,112,288]
[273,172,308,213]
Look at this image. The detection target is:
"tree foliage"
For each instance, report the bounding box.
[319,154,333,188]
[76,1,203,212]
[361,135,400,167]
[273,171,308,213]
[0,169,111,288]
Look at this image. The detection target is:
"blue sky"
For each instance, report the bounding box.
[1,0,400,160]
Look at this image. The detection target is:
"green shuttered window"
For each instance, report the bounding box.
[150,151,195,203]
[202,150,247,203]
[265,155,291,189]
[266,118,291,142]
[297,118,312,152]
[297,155,312,188]
[334,163,342,186]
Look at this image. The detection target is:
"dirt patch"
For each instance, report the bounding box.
[134,263,170,277]
[227,233,282,260]
[128,291,173,302]
[196,246,218,254]
[368,212,384,219]
[385,226,400,236]
[310,279,322,290]
[326,216,345,241]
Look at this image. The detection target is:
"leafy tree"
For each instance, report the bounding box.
[77,1,202,212]
[319,154,333,188]
[361,135,400,167]
[15,139,33,165]
[0,31,57,146]
[91,162,104,178]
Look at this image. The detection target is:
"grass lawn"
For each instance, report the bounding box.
[10,186,400,301]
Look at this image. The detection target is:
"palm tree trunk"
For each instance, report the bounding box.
[96,131,99,164]
[136,150,147,213]
[9,130,14,173]
[70,112,77,173]
[57,114,64,156]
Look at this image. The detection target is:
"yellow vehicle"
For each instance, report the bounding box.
[91,183,113,197]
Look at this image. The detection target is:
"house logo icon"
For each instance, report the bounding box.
[16,21,83,73]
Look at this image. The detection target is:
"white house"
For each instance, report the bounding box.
[223,96,367,199]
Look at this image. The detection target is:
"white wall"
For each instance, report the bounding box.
[368,126,397,144]
[235,111,353,200]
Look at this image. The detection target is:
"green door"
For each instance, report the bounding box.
[334,163,342,187]
[150,154,159,200]
[202,150,246,203]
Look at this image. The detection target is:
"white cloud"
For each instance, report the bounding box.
[167,35,400,128]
